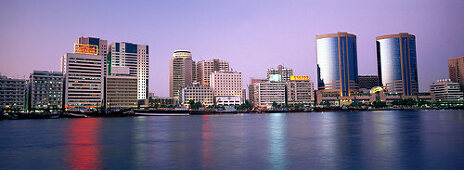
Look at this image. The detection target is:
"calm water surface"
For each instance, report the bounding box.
[1,110,464,169]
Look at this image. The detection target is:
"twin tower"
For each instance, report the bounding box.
[316,32,418,96]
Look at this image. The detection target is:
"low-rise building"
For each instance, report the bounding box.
[179,82,214,107]
[26,71,63,110]
[286,76,315,105]
[0,75,26,109]
[358,75,379,89]
[252,81,287,107]
[106,75,138,108]
[216,96,241,106]
[430,79,463,103]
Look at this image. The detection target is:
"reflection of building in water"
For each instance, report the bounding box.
[66,119,102,170]
[268,114,287,169]
[202,116,213,169]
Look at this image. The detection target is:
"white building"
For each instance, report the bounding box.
[196,59,229,86]
[430,79,464,103]
[108,42,149,99]
[215,96,241,106]
[252,81,287,107]
[61,53,104,110]
[210,71,243,104]
[179,82,214,107]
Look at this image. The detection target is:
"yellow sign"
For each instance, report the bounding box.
[74,43,98,55]
[290,76,310,81]
[370,86,383,94]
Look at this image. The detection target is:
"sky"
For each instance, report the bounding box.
[1,0,463,96]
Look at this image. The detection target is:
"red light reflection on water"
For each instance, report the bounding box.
[202,115,213,169]
[66,118,102,170]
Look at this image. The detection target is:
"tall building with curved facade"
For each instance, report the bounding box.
[376,33,418,96]
[169,50,196,98]
[316,32,358,96]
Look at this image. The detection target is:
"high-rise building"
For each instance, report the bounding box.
[377,33,418,96]
[286,75,314,105]
[358,75,379,89]
[430,79,463,103]
[61,53,104,110]
[316,32,359,96]
[75,37,108,74]
[108,42,149,99]
[179,82,214,107]
[26,71,63,110]
[210,71,243,102]
[0,75,26,109]
[170,50,195,98]
[196,59,229,86]
[267,65,293,82]
[251,81,287,107]
[448,56,464,91]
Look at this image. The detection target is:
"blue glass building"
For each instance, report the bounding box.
[316,32,359,96]
[376,33,418,96]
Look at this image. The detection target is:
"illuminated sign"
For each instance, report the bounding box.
[269,74,281,82]
[74,43,98,55]
[370,86,383,94]
[290,75,310,81]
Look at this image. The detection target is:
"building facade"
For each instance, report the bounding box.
[106,75,138,108]
[61,53,104,110]
[108,42,149,99]
[210,71,243,103]
[252,82,287,107]
[170,50,195,98]
[430,79,463,103]
[27,71,63,110]
[448,56,464,92]
[377,33,418,96]
[248,78,267,106]
[75,37,108,74]
[358,75,379,89]
[316,32,359,96]
[0,75,26,109]
[196,59,229,86]
[179,82,214,107]
[286,76,315,105]
[267,65,293,82]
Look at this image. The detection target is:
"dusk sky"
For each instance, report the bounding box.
[1,0,463,97]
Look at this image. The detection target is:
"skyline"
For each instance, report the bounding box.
[1,0,464,97]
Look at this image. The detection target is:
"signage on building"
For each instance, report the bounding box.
[269,74,281,82]
[74,43,99,55]
[290,75,310,81]
[370,86,383,94]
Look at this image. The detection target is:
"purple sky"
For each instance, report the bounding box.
[1,0,463,96]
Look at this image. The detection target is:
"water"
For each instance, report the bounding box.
[1,110,464,169]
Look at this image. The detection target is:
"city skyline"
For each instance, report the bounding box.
[1,0,464,97]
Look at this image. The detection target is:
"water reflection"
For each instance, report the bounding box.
[201,115,213,169]
[65,118,102,170]
[268,113,287,169]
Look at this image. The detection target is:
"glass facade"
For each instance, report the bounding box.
[317,33,358,96]
[377,33,418,96]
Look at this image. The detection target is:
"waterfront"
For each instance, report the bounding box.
[1,110,464,169]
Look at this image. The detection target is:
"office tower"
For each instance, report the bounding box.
[108,42,149,100]
[358,75,379,89]
[377,33,418,95]
[286,75,314,105]
[316,32,359,96]
[75,37,108,74]
[61,53,104,110]
[0,75,26,109]
[196,59,229,86]
[251,81,287,107]
[26,71,63,110]
[170,50,195,98]
[106,75,138,108]
[430,79,463,103]
[267,65,293,82]
[448,56,464,91]
[210,71,243,99]
[179,82,214,107]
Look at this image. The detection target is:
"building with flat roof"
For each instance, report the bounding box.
[267,65,293,82]
[61,53,104,110]
[377,33,418,96]
[286,76,314,105]
[0,75,26,109]
[251,81,287,107]
[210,71,243,104]
[358,75,379,89]
[75,37,108,74]
[196,59,229,86]
[448,56,464,92]
[106,75,138,108]
[179,82,214,107]
[430,79,463,103]
[316,32,359,96]
[26,71,63,110]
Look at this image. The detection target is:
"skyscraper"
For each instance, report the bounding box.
[75,37,108,74]
[196,59,229,86]
[316,32,359,96]
[61,53,104,110]
[108,42,149,99]
[170,50,195,98]
[448,56,464,91]
[377,33,418,95]
[267,65,293,82]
